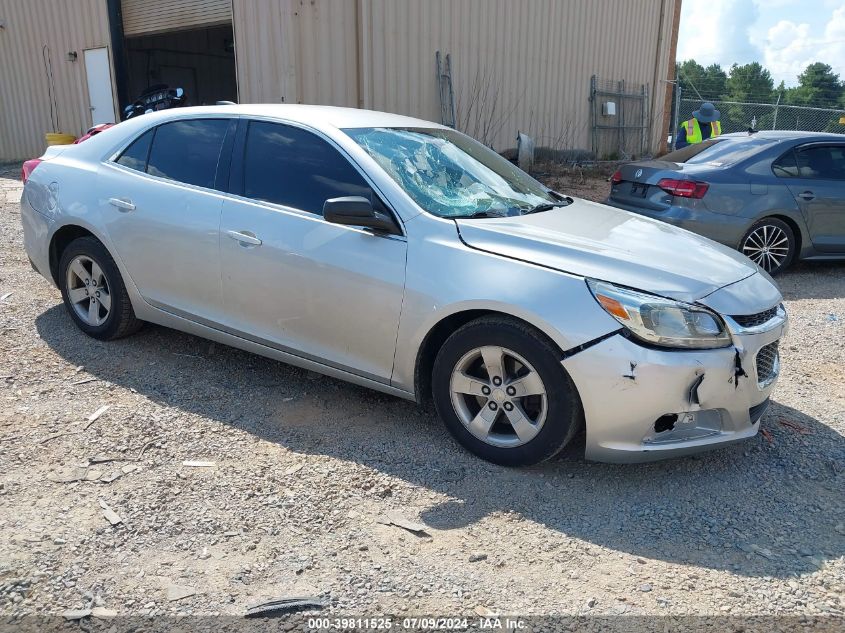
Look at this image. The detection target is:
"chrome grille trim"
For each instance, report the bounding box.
[755,341,780,389]
[723,304,786,335]
[732,306,779,328]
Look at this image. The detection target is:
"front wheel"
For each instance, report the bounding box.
[740,218,796,275]
[432,316,583,466]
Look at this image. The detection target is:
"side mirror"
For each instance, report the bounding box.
[323,196,399,234]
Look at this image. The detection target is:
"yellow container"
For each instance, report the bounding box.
[45,132,77,146]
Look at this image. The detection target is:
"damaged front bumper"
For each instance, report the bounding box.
[563,306,787,463]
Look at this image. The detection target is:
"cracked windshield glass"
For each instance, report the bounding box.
[344,127,563,218]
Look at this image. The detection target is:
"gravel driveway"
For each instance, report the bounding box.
[1,163,843,626]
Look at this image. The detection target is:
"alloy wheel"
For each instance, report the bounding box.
[65,255,112,326]
[449,346,548,448]
[742,224,790,272]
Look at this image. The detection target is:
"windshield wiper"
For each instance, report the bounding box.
[522,196,573,215]
[461,210,510,219]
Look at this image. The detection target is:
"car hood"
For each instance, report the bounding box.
[455,197,760,305]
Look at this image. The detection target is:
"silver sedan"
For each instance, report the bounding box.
[20,105,787,465]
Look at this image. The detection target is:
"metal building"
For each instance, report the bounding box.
[0,0,681,161]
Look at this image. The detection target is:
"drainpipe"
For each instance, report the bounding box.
[106,0,130,113]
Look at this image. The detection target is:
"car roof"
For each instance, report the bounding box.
[57,104,449,162]
[157,104,448,130]
[719,130,845,142]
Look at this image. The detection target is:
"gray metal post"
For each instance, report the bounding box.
[618,80,624,158]
[641,83,647,157]
[590,75,597,155]
[671,82,681,150]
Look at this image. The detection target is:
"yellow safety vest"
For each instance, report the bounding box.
[682,118,721,144]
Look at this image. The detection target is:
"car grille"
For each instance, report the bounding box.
[749,398,771,424]
[732,306,779,328]
[755,341,780,388]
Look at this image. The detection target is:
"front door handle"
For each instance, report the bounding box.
[108,197,135,212]
[798,191,815,201]
[226,230,262,247]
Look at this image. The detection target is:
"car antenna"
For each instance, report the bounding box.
[747,115,759,135]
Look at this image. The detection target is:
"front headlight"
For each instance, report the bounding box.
[587,280,731,349]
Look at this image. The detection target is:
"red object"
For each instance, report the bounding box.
[73,123,114,144]
[611,169,623,184]
[657,178,709,199]
[21,159,43,184]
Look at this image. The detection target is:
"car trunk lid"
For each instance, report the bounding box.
[608,160,715,211]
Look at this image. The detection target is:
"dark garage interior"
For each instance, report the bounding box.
[124,24,237,106]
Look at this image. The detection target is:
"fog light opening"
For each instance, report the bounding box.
[654,414,678,434]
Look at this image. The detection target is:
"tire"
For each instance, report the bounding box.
[739,218,796,276]
[432,316,583,466]
[58,236,142,340]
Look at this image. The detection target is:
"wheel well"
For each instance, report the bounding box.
[768,214,803,256]
[49,225,96,285]
[413,309,562,406]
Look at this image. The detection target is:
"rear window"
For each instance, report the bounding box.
[661,137,777,166]
[146,119,230,189]
[116,129,153,172]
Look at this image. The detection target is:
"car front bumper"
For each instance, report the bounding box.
[562,312,787,463]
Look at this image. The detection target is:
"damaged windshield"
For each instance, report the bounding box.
[344,127,564,218]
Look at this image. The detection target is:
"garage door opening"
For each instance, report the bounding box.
[125,24,237,108]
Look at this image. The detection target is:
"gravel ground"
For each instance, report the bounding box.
[0,163,843,626]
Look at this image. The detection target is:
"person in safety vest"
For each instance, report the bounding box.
[676,102,722,149]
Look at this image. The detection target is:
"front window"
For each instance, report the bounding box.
[344,127,559,218]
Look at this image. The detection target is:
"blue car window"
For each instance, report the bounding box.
[684,138,778,167]
[772,151,799,178]
[796,146,845,181]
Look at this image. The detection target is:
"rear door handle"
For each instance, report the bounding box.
[226,230,262,246]
[798,191,815,201]
[108,197,135,212]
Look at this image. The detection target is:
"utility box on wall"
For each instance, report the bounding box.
[602,101,617,116]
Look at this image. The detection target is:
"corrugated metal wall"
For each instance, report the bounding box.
[234,0,677,153]
[1,0,676,160]
[232,0,358,107]
[122,0,232,37]
[0,0,114,160]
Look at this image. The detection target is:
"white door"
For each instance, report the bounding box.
[83,48,116,126]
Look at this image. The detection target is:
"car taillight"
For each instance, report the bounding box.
[611,170,623,184]
[657,178,709,199]
[21,159,43,184]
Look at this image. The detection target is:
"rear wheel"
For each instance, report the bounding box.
[740,218,796,275]
[59,237,142,340]
[432,316,582,466]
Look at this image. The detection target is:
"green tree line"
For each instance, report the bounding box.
[675,60,845,133]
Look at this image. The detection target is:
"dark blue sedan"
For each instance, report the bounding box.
[606,131,845,274]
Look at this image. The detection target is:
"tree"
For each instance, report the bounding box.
[702,64,728,99]
[676,60,707,97]
[675,59,728,100]
[785,63,843,108]
[726,62,774,103]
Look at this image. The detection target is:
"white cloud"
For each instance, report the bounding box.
[677,1,845,91]
[677,0,762,67]
[762,7,845,88]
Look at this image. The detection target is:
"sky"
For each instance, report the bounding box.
[676,0,845,88]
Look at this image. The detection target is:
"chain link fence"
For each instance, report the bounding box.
[677,98,845,138]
